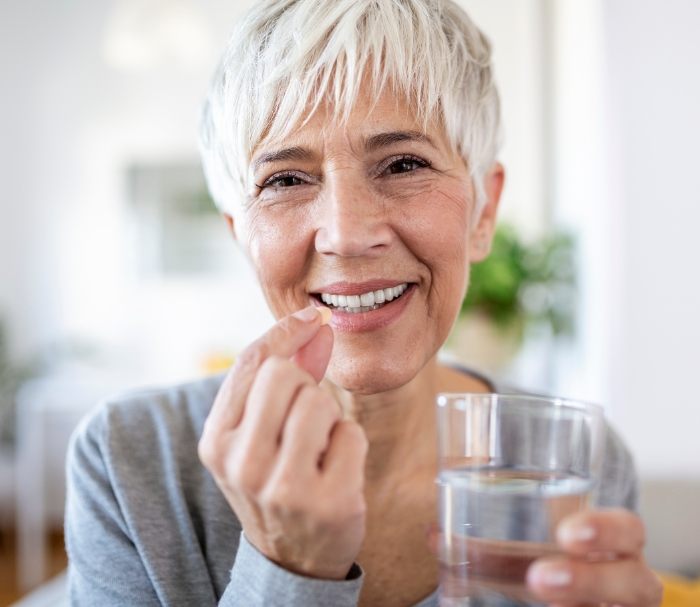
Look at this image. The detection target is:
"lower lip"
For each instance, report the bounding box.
[311,284,417,333]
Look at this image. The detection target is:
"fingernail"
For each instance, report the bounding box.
[318,306,332,326]
[528,563,572,588]
[559,522,596,544]
[293,306,320,322]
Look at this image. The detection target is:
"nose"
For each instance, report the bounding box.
[314,174,392,257]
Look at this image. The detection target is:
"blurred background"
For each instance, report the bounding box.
[1,0,699,604]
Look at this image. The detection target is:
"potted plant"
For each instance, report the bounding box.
[444,224,577,374]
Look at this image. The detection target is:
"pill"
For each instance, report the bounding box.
[318,306,333,326]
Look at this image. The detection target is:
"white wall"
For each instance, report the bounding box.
[546,0,617,403]
[602,0,700,476]
[0,0,273,382]
[546,0,700,477]
[461,0,548,238]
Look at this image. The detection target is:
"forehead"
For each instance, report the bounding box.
[251,86,450,160]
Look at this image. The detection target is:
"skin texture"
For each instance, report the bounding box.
[198,88,662,607]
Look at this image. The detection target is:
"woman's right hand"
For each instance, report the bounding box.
[198,306,368,580]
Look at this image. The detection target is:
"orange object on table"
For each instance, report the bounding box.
[659,573,700,607]
[202,353,236,374]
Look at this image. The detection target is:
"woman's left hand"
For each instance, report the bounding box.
[526,509,664,606]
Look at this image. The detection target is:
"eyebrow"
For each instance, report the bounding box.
[252,146,314,172]
[252,130,436,172]
[363,130,436,152]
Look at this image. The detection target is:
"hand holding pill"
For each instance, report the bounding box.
[198,306,368,580]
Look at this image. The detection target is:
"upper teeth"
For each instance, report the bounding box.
[320,283,408,309]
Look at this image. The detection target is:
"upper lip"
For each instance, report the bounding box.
[310,280,412,295]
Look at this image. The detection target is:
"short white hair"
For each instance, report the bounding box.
[199,0,502,216]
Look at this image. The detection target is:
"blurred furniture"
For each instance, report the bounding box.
[640,478,700,578]
[10,571,67,607]
[0,445,15,526]
[658,574,700,607]
[15,373,123,591]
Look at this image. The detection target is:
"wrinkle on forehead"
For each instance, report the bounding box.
[250,87,451,170]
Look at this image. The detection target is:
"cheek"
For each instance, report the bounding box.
[402,185,471,290]
[244,207,314,316]
[398,184,472,340]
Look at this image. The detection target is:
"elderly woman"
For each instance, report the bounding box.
[65,1,662,606]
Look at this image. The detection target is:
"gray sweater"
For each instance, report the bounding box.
[64,371,637,607]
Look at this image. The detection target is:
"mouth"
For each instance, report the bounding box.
[310,281,414,314]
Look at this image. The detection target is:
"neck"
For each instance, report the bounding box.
[322,357,489,493]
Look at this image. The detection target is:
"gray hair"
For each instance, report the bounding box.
[199,0,502,216]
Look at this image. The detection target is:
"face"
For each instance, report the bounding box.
[230,88,502,394]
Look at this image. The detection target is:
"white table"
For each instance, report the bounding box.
[14,373,125,591]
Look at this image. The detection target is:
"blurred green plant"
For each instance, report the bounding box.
[460,224,577,338]
[0,319,34,446]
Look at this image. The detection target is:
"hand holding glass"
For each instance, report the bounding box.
[436,394,604,606]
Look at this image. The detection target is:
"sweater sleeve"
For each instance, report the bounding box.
[219,533,364,607]
[66,402,364,606]
[597,422,640,512]
[64,409,161,606]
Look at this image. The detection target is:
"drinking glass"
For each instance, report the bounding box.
[436,393,605,606]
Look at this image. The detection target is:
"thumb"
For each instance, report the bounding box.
[293,324,333,383]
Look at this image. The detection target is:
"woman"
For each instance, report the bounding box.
[65,1,663,605]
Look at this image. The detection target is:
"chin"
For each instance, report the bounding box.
[325,346,427,395]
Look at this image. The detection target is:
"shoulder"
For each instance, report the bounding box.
[65,372,243,601]
[69,372,227,477]
[598,422,638,510]
[79,372,225,438]
[66,371,235,537]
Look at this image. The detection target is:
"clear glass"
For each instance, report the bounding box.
[435,393,605,607]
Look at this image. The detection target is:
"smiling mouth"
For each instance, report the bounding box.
[312,282,412,313]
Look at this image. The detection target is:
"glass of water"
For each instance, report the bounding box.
[435,393,605,607]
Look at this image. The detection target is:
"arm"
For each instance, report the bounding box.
[220,533,363,607]
[65,411,161,606]
[66,407,362,607]
[66,408,363,607]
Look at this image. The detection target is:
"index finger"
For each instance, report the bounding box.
[206,306,332,431]
[556,508,646,558]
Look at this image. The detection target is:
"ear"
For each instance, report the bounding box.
[223,213,237,241]
[469,162,505,262]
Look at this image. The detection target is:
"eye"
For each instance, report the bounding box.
[381,155,431,176]
[258,171,307,189]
